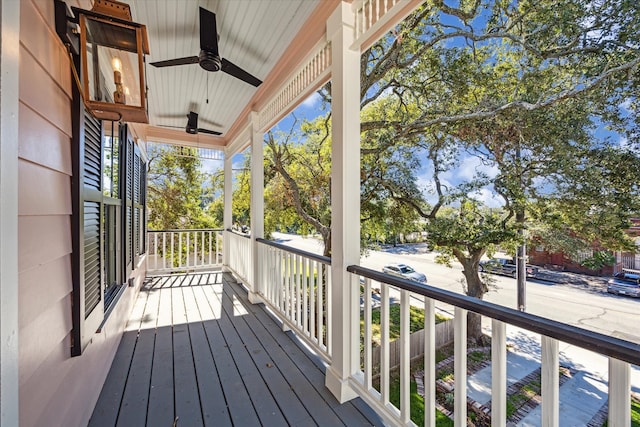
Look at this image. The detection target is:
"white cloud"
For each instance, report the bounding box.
[469,187,504,208]
[440,153,498,184]
[301,91,321,108]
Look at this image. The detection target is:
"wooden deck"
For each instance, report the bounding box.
[89,271,382,427]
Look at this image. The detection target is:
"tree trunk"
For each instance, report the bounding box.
[321,228,331,258]
[456,251,488,345]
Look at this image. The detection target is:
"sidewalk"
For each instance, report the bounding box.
[465,341,609,426]
[435,326,638,426]
[533,267,609,292]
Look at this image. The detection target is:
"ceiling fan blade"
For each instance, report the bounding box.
[197,128,222,136]
[221,58,262,87]
[199,117,223,128]
[157,125,185,130]
[150,56,199,68]
[199,7,219,55]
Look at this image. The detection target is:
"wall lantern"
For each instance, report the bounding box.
[55,0,150,123]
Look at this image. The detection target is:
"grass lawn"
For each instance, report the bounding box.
[362,304,449,345]
[389,377,453,427]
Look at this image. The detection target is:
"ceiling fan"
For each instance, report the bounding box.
[160,111,222,136]
[150,7,263,87]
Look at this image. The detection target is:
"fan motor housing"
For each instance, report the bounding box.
[199,50,222,72]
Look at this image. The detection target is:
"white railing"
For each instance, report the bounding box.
[258,41,332,132]
[352,0,417,49]
[147,229,223,275]
[348,265,639,427]
[227,230,253,285]
[257,239,332,361]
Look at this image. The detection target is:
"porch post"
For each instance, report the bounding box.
[0,0,21,424]
[249,112,264,303]
[325,1,360,403]
[222,148,233,269]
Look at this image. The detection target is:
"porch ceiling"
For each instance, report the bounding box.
[128,0,334,148]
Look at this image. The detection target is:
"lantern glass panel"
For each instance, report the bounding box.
[83,16,142,108]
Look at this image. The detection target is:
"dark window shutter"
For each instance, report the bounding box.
[83,111,103,318]
[71,105,106,356]
[83,200,101,316]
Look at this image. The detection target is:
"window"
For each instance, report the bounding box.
[71,97,147,356]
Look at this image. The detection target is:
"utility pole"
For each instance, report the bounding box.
[516,225,526,311]
[516,143,526,311]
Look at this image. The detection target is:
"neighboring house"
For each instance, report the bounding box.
[528,218,640,276]
[614,218,640,273]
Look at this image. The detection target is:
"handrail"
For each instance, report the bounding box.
[256,237,331,265]
[347,264,640,366]
[226,228,251,238]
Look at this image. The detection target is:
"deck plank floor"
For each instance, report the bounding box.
[89,271,382,427]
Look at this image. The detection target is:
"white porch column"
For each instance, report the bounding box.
[325,1,360,403]
[249,112,264,304]
[0,0,20,424]
[222,149,233,269]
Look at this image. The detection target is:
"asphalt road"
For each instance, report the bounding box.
[271,232,640,345]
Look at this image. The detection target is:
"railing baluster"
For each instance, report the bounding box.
[318,263,324,349]
[400,289,410,425]
[208,231,212,266]
[454,307,467,427]
[364,277,372,391]
[193,231,197,267]
[162,232,167,270]
[288,252,294,321]
[296,254,302,327]
[424,296,436,427]
[609,358,631,426]
[492,320,507,427]
[271,247,276,309]
[170,232,174,269]
[541,336,559,426]
[275,247,280,305]
[303,256,309,334]
[381,283,390,405]
[310,260,317,343]
[215,231,219,264]
[188,232,192,269]
[153,233,158,271]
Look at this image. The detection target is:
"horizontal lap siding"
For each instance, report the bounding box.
[17,1,140,426]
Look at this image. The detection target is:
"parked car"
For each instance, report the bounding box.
[607,271,640,298]
[479,257,539,278]
[382,263,427,283]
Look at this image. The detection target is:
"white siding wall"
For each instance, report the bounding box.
[18,1,143,425]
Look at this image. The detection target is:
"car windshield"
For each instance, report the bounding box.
[399,266,414,273]
[612,272,640,284]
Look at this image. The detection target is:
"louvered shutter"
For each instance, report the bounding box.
[122,134,134,278]
[71,108,106,356]
[83,112,102,317]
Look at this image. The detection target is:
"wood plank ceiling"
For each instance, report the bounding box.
[129,0,320,144]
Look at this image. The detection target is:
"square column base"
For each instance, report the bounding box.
[325,366,358,403]
[248,291,262,305]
